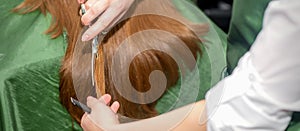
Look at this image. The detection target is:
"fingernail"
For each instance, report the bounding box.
[82,34,89,41]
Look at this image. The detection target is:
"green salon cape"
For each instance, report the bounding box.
[0,0,79,130]
[0,0,299,130]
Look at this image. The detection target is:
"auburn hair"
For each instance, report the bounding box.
[14,0,207,124]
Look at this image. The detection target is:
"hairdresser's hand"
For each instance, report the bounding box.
[80,0,135,41]
[81,94,120,131]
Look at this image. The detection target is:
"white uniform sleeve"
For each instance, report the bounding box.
[206,0,300,130]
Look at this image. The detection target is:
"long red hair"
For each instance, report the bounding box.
[14,0,207,123]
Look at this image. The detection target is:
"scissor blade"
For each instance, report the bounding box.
[72,27,97,105]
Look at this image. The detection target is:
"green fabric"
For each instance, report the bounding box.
[1,58,82,131]
[156,0,227,113]
[0,0,227,130]
[0,0,81,130]
[1,0,298,130]
[226,0,300,130]
[288,113,300,131]
[226,0,271,74]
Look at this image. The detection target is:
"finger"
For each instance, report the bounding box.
[77,0,86,4]
[81,114,103,131]
[84,0,98,9]
[80,113,88,129]
[81,0,110,25]
[79,9,83,16]
[110,101,120,113]
[100,94,112,105]
[82,4,123,41]
[103,10,127,31]
[81,113,88,123]
[104,0,135,29]
[86,96,102,109]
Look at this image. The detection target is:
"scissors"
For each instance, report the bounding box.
[81,3,99,88]
[71,3,103,113]
[71,97,91,113]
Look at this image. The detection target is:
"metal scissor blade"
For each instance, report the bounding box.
[72,27,97,105]
[71,97,91,113]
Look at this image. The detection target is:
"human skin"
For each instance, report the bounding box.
[79,0,135,41]
[81,95,206,131]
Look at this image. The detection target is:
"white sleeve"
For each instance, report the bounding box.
[205,0,300,130]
